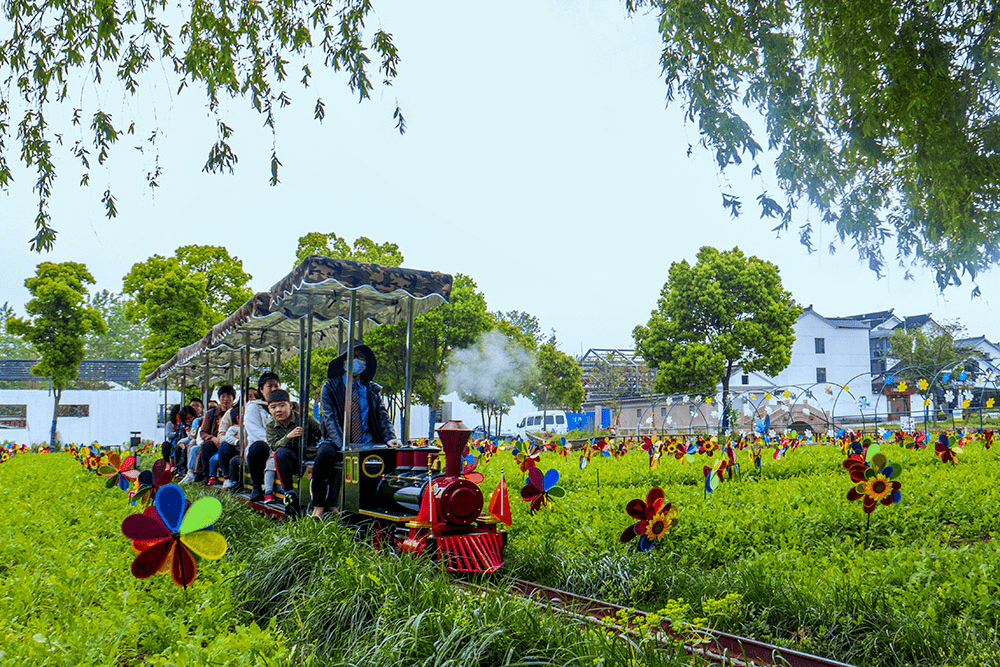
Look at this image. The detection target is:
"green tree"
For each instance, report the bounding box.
[6,263,106,447]
[294,233,405,267]
[629,0,1000,287]
[410,274,492,437]
[528,341,584,419]
[888,324,968,375]
[3,1,401,250]
[447,330,537,438]
[85,290,148,361]
[176,245,253,322]
[493,310,543,349]
[122,255,213,379]
[633,246,802,429]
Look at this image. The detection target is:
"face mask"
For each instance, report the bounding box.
[351,358,366,376]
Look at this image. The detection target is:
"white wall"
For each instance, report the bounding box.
[771,311,872,395]
[0,389,182,446]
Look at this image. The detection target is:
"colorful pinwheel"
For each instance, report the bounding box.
[935,433,962,464]
[98,451,140,491]
[620,487,679,552]
[703,457,731,493]
[461,447,485,484]
[120,484,227,587]
[129,459,174,509]
[843,448,901,514]
[519,468,565,513]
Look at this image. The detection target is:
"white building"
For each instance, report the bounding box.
[0,389,181,447]
[724,306,875,421]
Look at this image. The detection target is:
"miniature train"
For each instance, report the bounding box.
[272,420,506,574]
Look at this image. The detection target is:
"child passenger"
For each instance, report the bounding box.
[265,389,321,518]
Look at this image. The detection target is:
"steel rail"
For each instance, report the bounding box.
[455,577,856,667]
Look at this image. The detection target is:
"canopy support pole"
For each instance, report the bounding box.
[341,293,358,510]
[163,380,168,448]
[204,351,211,411]
[241,333,250,486]
[403,298,414,444]
[301,306,314,468]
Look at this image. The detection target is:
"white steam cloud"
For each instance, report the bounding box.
[446,330,536,405]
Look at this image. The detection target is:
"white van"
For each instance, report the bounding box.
[515,410,568,438]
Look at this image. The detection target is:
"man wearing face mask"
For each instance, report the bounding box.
[311,341,401,519]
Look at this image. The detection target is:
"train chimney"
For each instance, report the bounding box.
[436,420,472,478]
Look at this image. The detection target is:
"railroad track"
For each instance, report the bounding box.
[456,577,855,667]
[223,484,853,666]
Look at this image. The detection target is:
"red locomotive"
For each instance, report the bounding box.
[340,420,505,573]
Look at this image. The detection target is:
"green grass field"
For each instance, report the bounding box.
[479,434,1000,666]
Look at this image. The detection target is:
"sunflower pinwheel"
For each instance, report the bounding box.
[843,449,901,514]
[519,468,565,513]
[129,459,174,509]
[620,487,679,552]
[97,451,140,491]
[120,483,227,587]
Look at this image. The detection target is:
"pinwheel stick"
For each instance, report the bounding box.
[178,540,188,593]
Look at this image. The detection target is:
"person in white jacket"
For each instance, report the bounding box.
[245,371,282,501]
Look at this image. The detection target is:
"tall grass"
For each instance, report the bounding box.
[235,520,686,666]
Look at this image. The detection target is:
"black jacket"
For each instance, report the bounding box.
[319,343,395,450]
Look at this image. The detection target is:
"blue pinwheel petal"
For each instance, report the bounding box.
[155,484,186,533]
[118,475,130,491]
[543,468,560,492]
[637,535,654,552]
[602,450,611,458]
[891,489,901,504]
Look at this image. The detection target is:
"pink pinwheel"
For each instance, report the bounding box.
[520,468,565,513]
[98,451,140,491]
[120,484,227,587]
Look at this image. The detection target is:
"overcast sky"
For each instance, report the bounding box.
[1,0,997,357]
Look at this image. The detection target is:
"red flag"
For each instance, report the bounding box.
[488,469,512,526]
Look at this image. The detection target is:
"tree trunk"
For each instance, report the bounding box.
[50,387,62,450]
[721,360,733,432]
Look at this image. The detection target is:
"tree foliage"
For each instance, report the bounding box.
[630,0,1000,287]
[175,245,254,322]
[528,341,584,413]
[493,310,543,350]
[633,246,801,423]
[0,303,36,358]
[2,0,401,250]
[122,245,253,378]
[888,323,966,374]
[294,232,405,267]
[6,262,106,446]
[410,274,492,432]
[122,254,213,379]
[84,290,148,360]
[447,329,537,437]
